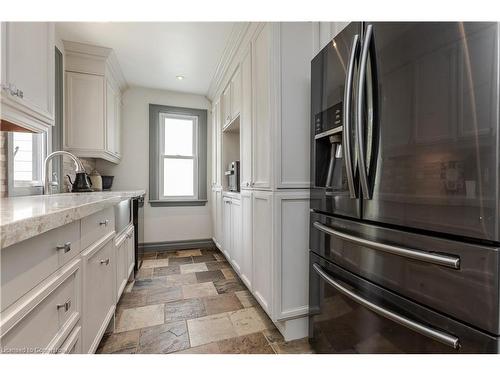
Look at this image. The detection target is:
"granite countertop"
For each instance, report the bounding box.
[0,190,145,249]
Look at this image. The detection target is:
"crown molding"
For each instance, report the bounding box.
[206,22,251,100]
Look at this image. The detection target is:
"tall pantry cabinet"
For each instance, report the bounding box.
[210,22,312,341]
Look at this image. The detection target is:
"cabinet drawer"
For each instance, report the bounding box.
[0,259,81,354]
[1,220,81,311]
[82,234,115,353]
[81,207,114,249]
[58,325,82,354]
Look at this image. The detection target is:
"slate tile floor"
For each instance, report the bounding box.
[97,247,314,354]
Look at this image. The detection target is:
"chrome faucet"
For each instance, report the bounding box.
[43,151,85,195]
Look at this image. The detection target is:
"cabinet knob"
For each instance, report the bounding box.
[56,299,71,312]
[99,219,109,226]
[100,258,110,265]
[56,242,72,253]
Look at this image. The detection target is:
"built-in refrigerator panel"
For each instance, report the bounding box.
[310,22,362,219]
[361,22,499,242]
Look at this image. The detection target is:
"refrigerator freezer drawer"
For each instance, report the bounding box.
[309,253,500,353]
[310,212,500,335]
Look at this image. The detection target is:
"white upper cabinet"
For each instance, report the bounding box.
[221,85,231,128]
[221,66,242,130]
[251,23,272,190]
[230,67,242,120]
[240,48,253,189]
[63,41,126,164]
[65,72,105,151]
[1,22,55,132]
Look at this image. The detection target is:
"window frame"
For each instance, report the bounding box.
[7,131,47,197]
[149,104,208,207]
[158,112,199,201]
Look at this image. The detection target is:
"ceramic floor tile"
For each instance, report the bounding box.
[228,307,267,336]
[213,253,226,261]
[270,338,315,354]
[195,270,225,283]
[141,259,169,269]
[132,278,167,292]
[147,286,183,304]
[117,290,148,309]
[203,293,244,315]
[182,281,218,299]
[153,265,180,278]
[96,330,140,354]
[217,332,275,354]
[168,256,194,265]
[165,273,198,287]
[176,249,202,257]
[221,268,236,279]
[213,279,246,294]
[234,290,258,308]
[176,342,221,354]
[156,251,176,259]
[180,263,208,274]
[164,298,207,322]
[137,321,190,354]
[262,328,285,345]
[115,304,165,333]
[206,261,231,271]
[141,252,157,259]
[201,248,218,256]
[192,254,217,263]
[135,267,153,280]
[187,312,238,347]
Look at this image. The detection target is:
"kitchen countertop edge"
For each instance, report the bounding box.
[0,190,146,249]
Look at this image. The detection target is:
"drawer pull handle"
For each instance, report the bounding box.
[99,219,109,226]
[313,222,460,269]
[100,258,110,265]
[56,242,72,253]
[312,263,460,349]
[56,300,71,312]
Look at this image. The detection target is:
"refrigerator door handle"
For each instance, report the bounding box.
[343,34,360,199]
[313,221,461,269]
[357,24,373,199]
[312,263,461,350]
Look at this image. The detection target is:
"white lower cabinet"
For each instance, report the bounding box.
[230,198,242,274]
[0,258,81,354]
[0,205,136,354]
[222,197,232,259]
[221,194,242,272]
[59,325,82,354]
[240,190,253,288]
[81,232,116,353]
[214,188,223,248]
[251,190,273,315]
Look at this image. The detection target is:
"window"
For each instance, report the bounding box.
[7,131,46,196]
[159,113,198,199]
[149,104,207,206]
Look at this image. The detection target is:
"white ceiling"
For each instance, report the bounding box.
[55,22,236,95]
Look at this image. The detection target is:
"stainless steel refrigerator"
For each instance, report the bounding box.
[309,22,500,353]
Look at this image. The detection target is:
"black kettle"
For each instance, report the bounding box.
[67,172,93,192]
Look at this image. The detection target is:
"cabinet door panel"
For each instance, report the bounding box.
[222,86,231,128]
[106,80,116,154]
[1,22,54,123]
[222,197,232,259]
[240,49,253,188]
[240,191,253,288]
[252,191,273,314]
[65,72,105,150]
[82,239,115,353]
[230,198,242,273]
[252,24,272,189]
[231,67,242,119]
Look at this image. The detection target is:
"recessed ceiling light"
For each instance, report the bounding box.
[176,75,185,80]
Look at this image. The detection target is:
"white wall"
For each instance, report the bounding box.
[97,86,213,244]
